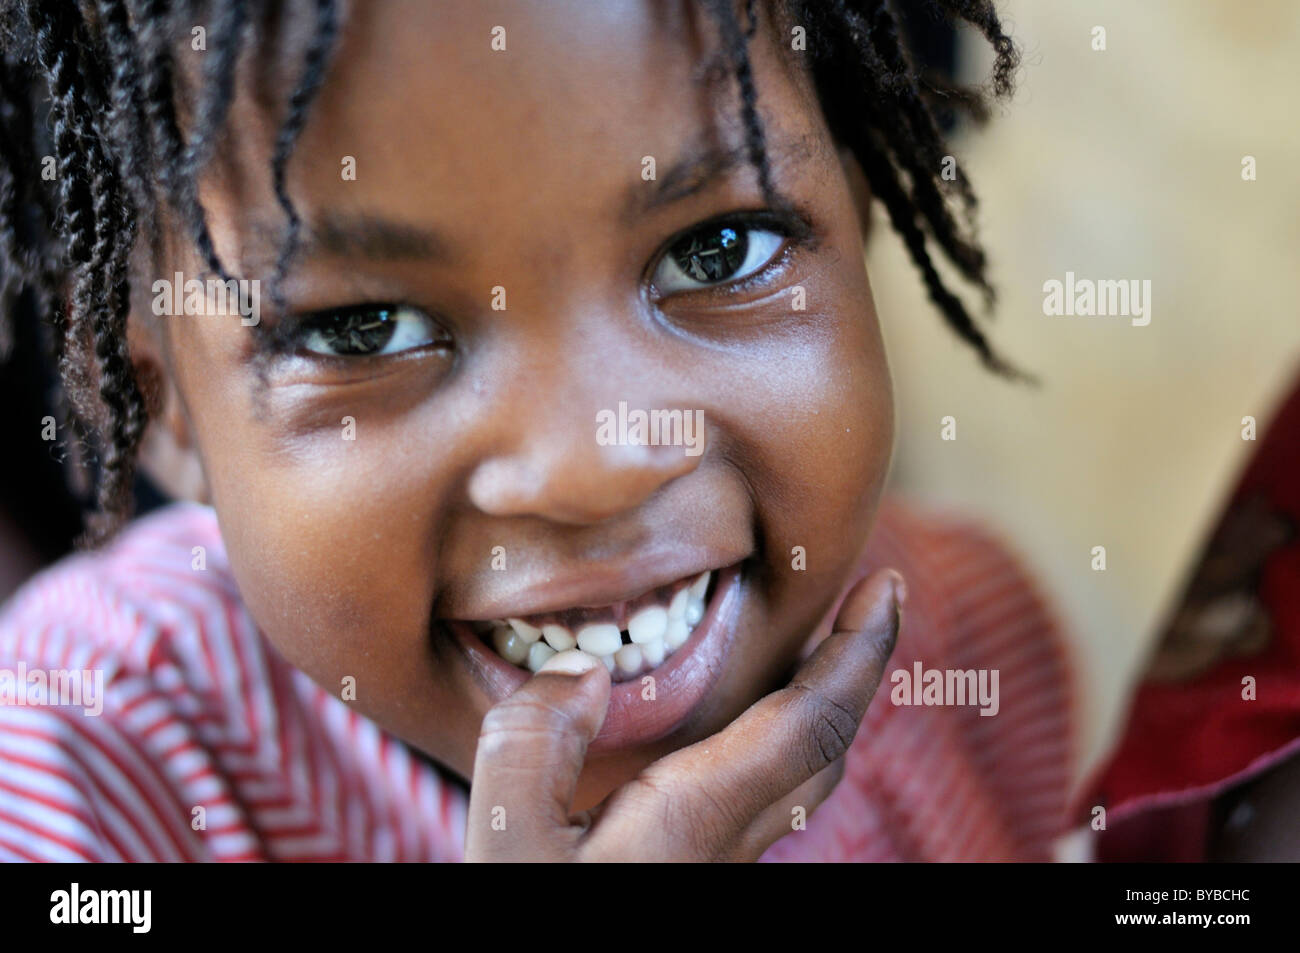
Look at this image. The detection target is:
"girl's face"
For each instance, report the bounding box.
[146,0,892,807]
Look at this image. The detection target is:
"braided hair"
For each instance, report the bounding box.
[0,0,1023,543]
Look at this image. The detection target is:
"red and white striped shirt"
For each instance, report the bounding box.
[0,496,1076,862]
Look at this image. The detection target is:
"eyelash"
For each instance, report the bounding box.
[258,207,818,361]
[647,209,815,299]
[255,303,451,363]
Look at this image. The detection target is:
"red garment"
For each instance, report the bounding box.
[0,495,1077,861]
[1077,371,1300,861]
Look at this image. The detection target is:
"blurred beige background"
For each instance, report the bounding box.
[873,1,1300,788]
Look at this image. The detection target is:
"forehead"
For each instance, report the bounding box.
[206,0,827,264]
[310,0,810,149]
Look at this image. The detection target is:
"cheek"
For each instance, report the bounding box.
[187,392,490,774]
[738,270,893,623]
[181,372,448,680]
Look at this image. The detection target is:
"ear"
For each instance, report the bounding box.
[837,145,874,246]
[127,317,211,504]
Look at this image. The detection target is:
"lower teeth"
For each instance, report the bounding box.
[477,570,713,681]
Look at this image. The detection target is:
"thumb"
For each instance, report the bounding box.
[465,651,611,860]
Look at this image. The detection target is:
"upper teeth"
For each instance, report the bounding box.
[506,618,542,643]
[576,623,622,657]
[627,606,667,644]
[541,624,576,651]
[477,570,713,681]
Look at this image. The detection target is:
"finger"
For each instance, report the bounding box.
[465,651,610,861]
[602,568,902,859]
[735,755,847,860]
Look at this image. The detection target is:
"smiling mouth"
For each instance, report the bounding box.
[457,569,717,682]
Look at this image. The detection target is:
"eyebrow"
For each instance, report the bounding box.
[623,134,816,225]
[622,143,752,225]
[289,210,455,263]
[254,136,815,267]
[304,144,759,260]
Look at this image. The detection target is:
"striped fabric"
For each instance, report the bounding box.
[762,497,1078,861]
[0,496,1075,862]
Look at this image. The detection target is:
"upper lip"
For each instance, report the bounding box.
[443,547,748,622]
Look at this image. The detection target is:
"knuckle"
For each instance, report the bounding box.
[790,684,862,774]
[476,696,583,764]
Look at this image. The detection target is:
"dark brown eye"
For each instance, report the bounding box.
[300,305,445,357]
[653,220,785,294]
[673,226,746,282]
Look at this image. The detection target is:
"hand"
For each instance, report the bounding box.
[464,567,904,861]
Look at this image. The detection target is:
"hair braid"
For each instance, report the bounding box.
[269,0,339,307]
[0,52,58,311]
[130,0,230,280]
[703,0,781,208]
[855,122,1020,376]
[835,1,992,296]
[94,0,155,225]
[184,0,248,187]
[940,0,1017,96]
[0,67,24,356]
[25,1,147,541]
[797,0,1030,378]
[26,3,99,398]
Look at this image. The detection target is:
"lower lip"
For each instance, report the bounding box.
[444,564,745,751]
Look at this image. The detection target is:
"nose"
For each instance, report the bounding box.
[469,437,702,525]
[466,378,706,526]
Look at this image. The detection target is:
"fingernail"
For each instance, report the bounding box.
[537,649,600,676]
[888,570,907,609]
